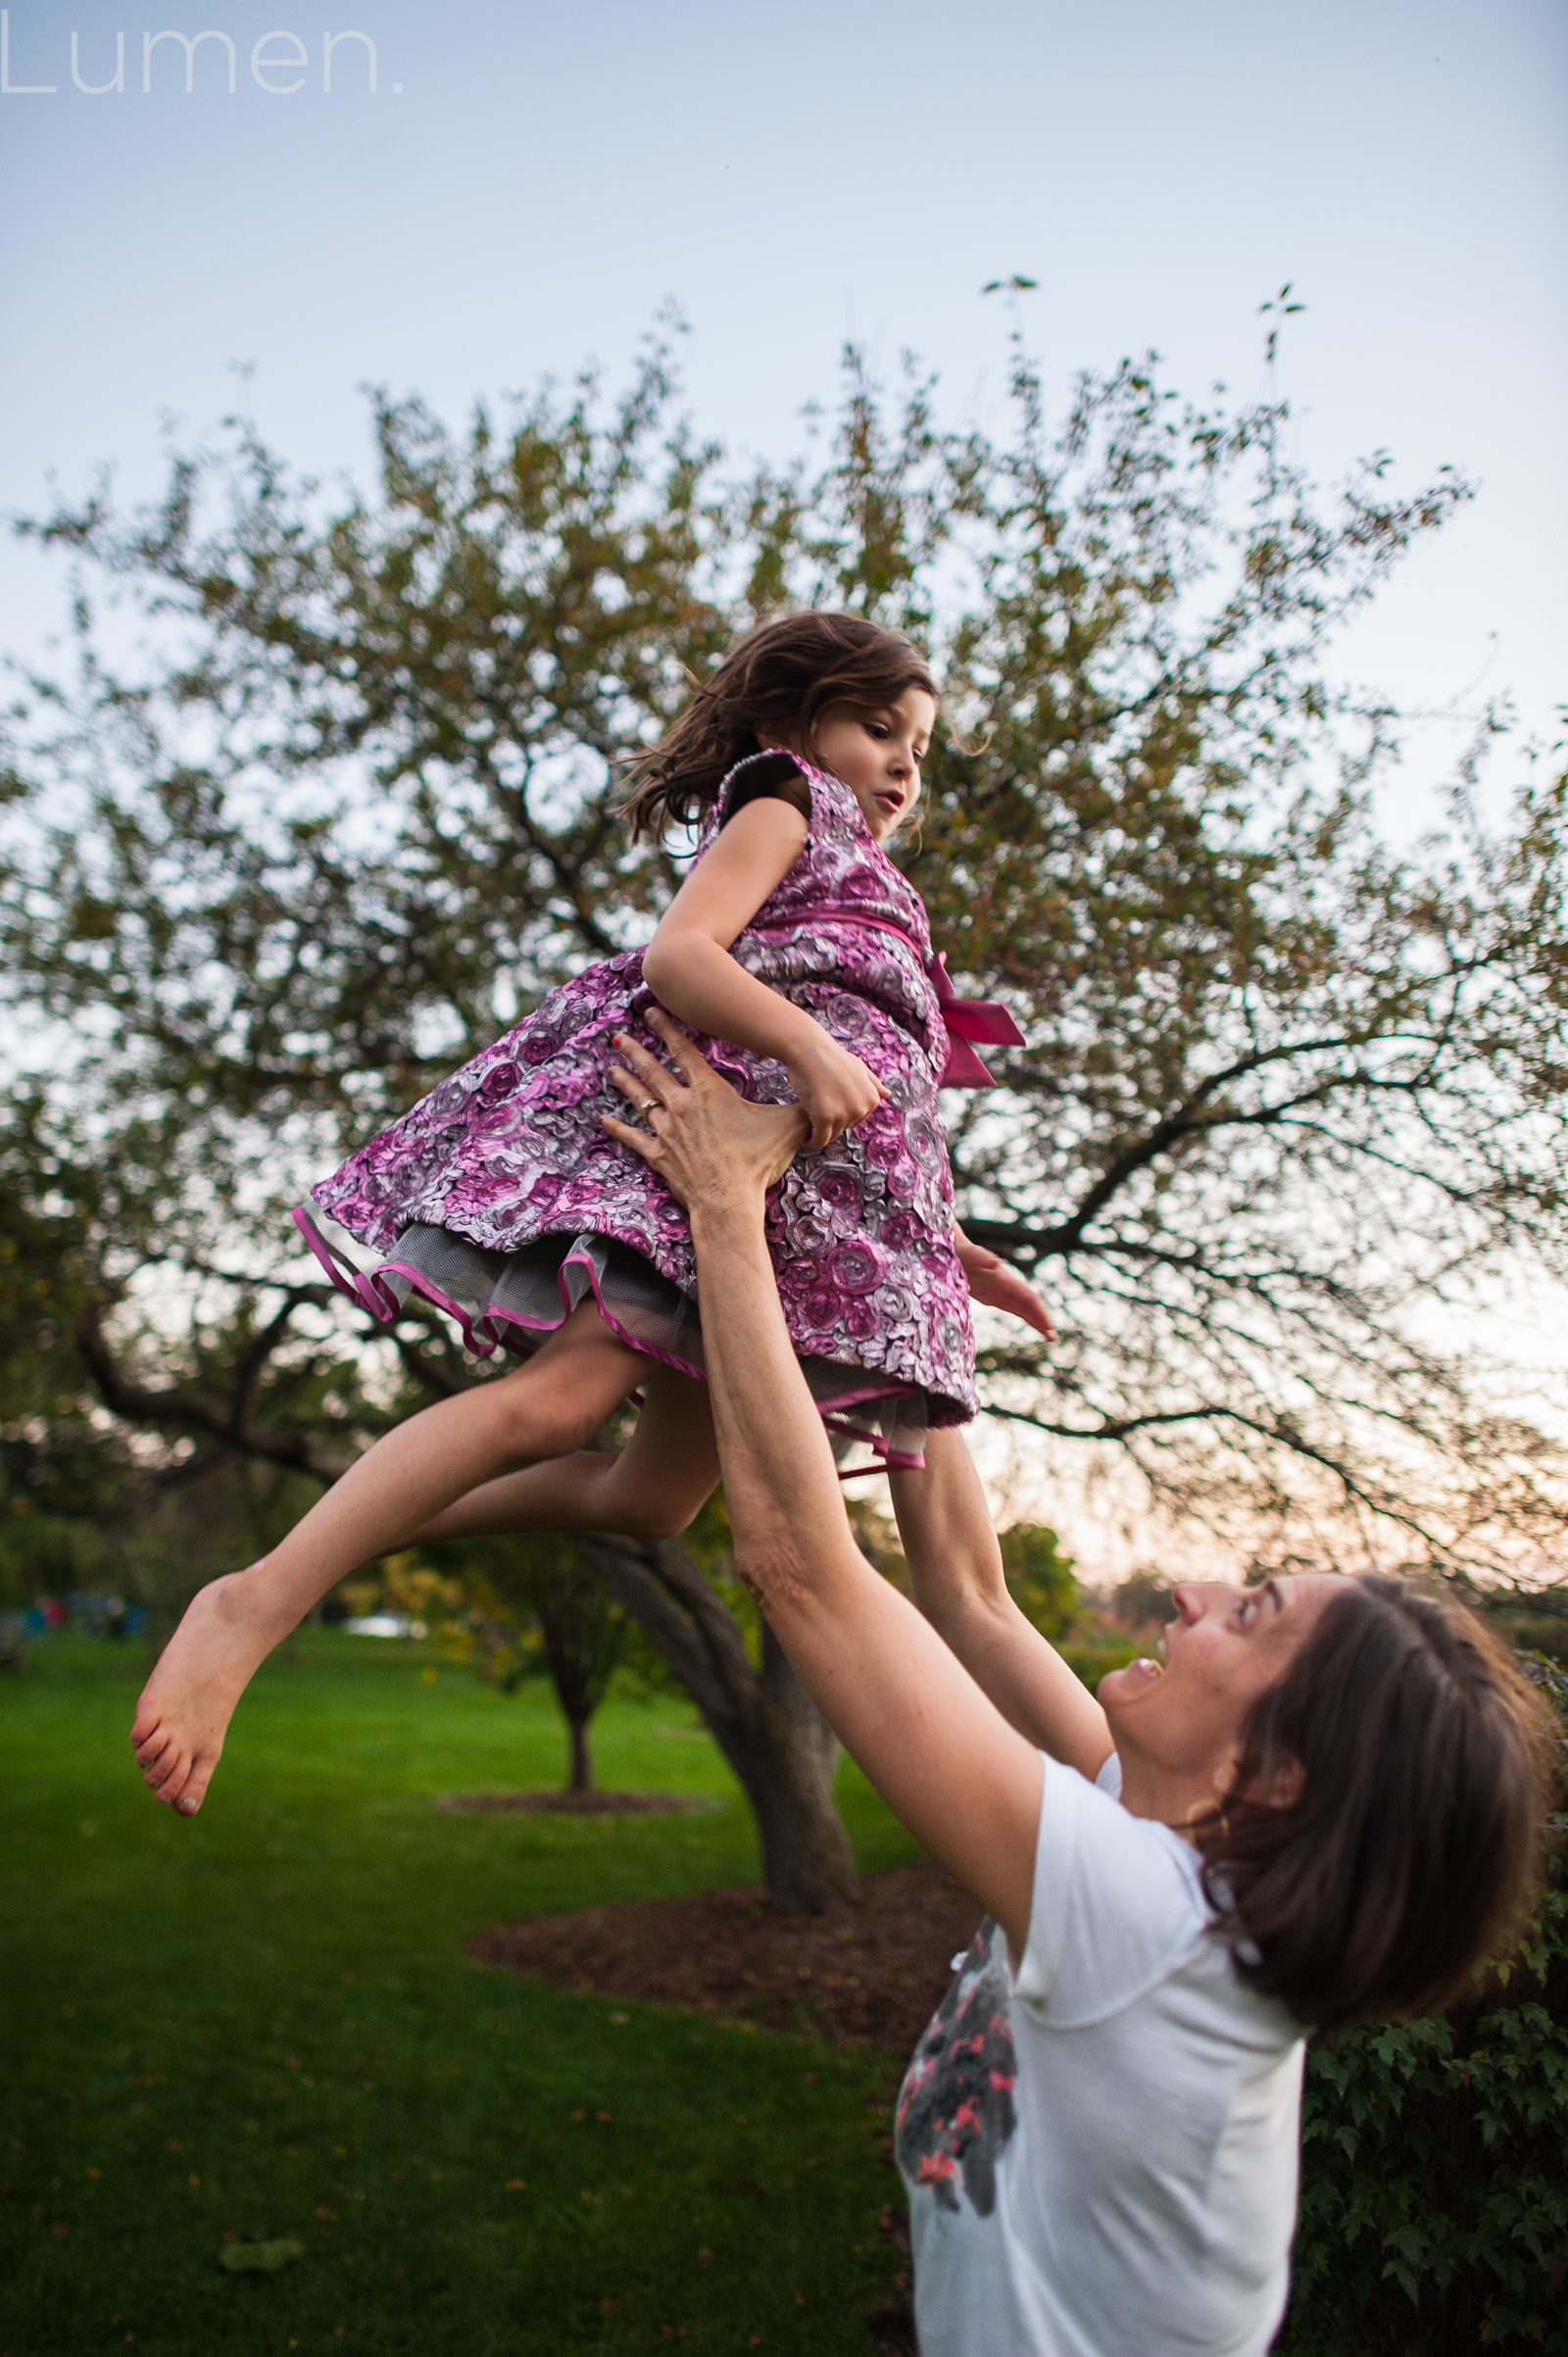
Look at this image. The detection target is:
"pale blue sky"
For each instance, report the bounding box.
[2,0,1564,830]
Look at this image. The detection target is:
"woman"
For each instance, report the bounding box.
[604,1011,1549,2357]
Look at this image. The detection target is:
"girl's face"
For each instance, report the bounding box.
[803,688,936,843]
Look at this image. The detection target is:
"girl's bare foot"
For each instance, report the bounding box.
[127,1303,661,1814]
[129,1565,285,1815]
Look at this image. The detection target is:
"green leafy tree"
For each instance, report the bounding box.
[911,351,1567,1580]
[449,1531,628,1795]
[3,319,1564,1903]
[998,1522,1076,1639]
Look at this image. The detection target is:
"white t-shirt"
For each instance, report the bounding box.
[897,1752,1305,2357]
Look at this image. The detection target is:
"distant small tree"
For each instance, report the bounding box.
[415,1495,857,1900]
[483,1535,627,1795]
[999,1522,1077,1639]
[527,1550,628,1794]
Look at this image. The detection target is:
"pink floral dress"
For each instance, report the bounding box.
[296,757,1018,1469]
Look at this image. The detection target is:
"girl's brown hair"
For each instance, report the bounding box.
[617,612,939,842]
[1199,1577,1554,2035]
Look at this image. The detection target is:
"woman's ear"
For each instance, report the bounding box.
[1240,1752,1306,1812]
[1214,1747,1304,1819]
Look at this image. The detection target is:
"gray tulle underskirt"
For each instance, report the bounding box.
[294,1210,929,1473]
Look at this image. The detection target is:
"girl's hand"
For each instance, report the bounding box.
[954,1229,1054,1342]
[784,1035,889,1151]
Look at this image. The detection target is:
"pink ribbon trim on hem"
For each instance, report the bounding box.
[292,1204,929,1475]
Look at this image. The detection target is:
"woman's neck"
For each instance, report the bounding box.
[1112,1743,1227,1839]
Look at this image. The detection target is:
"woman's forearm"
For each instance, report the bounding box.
[686,1193,1042,1950]
[685,1197,852,1581]
[602,1014,1045,1950]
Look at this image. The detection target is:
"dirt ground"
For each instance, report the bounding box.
[468,1856,982,2058]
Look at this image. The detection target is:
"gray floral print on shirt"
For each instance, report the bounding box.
[896,1919,1018,2217]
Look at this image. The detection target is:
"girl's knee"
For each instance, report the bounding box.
[595,1457,712,1540]
[488,1382,605,1467]
[622,1492,704,1542]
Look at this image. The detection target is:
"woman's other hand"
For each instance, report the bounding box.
[954,1229,1054,1342]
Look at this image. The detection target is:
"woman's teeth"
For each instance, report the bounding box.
[1134,1656,1163,1678]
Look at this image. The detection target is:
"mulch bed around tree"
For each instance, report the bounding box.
[468,1863,983,2055]
[436,1790,709,1816]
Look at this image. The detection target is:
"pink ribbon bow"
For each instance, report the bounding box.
[748,905,1025,1088]
[929,953,1027,1088]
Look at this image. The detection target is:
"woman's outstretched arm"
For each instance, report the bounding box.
[603,1015,1044,1954]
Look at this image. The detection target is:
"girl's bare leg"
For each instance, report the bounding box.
[412,1365,720,1545]
[130,1304,649,1816]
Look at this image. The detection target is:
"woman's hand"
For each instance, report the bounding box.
[784,1033,888,1151]
[603,1012,810,1215]
[954,1229,1054,1342]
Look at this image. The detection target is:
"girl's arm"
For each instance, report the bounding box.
[642,798,885,1149]
[603,1015,1045,1954]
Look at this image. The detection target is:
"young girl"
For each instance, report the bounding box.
[131,612,1051,1814]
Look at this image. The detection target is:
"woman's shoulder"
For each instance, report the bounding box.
[1013,1757,1213,2023]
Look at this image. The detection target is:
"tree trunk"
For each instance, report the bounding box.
[566,1714,593,1794]
[577,1533,858,1913]
[732,1626,857,1910]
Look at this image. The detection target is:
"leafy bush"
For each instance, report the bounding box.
[1279,1662,1568,2353]
[1000,1523,1077,1641]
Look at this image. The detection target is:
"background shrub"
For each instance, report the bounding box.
[1280,1661,1568,2353]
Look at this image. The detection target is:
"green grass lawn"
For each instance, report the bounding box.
[0,1631,926,2357]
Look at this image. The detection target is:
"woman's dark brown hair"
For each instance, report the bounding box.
[616,612,939,842]
[1200,1577,1554,2035]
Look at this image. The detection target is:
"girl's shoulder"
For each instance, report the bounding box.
[700,751,920,926]
[702,753,869,867]
[714,750,813,833]
[705,751,870,836]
